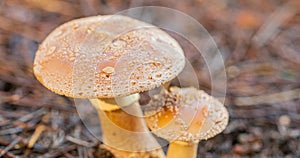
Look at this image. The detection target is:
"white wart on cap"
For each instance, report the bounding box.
[145,87,229,142]
[34,15,185,98]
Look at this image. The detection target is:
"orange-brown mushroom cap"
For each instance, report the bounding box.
[33,15,185,98]
[145,87,229,142]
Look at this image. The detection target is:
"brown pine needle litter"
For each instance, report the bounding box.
[0,0,299,157]
[235,88,300,106]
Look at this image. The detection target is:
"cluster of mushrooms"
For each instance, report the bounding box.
[33,15,229,158]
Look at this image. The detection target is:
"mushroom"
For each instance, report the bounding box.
[33,15,185,157]
[145,87,229,158]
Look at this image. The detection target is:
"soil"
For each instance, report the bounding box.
[0,0,300,157]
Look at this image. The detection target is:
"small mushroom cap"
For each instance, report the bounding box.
[34,15,185,98]
[145,87,229,142]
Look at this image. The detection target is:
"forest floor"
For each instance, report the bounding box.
[0,0,300,157]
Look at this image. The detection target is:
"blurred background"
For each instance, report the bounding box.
[0,0,300,157]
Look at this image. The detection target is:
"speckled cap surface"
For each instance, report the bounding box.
[33,15,185,98]
[145,87,229,142]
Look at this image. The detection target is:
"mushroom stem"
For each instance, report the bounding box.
[167,141,198,158]
[89,94,165,158]
[162,81,171,90]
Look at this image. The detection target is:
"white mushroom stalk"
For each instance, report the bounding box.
[145,87,229,158]
[33,15,185,157]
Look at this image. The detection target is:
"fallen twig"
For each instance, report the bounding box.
[235,88,300,106]
[18,108,46,122]
[27,124,49,148]
[0,149,20,158]
[0,127,23,136]
[66,135,97,148]
[253,1,299,47]
[64,152,76,158]
[0,136,22,157]
[11,98,75,112]
[39,144,77,158]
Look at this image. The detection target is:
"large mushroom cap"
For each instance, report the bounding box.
[145,87,229,142]
[34,15,185,98]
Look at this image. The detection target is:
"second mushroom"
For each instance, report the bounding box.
[145,87,229,158]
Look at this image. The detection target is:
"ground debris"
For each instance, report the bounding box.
[0,0,299,157]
